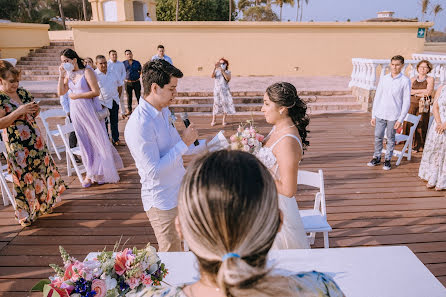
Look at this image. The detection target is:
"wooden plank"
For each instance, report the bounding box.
[1,113,446,294]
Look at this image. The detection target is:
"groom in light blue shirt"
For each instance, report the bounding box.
[124,59,207,252]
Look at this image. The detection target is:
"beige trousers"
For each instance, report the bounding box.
[146,207,182,252]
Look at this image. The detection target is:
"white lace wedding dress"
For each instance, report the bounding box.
[419,86,446,189]
[256,132,310,249]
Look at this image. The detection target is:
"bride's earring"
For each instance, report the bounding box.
[279,110,283,115]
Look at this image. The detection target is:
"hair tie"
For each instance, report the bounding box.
[222,253,240,261]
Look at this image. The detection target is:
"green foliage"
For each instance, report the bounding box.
[0,0,91,27]
[156,0,237,21]
[30,279,51,292]
[242,6,279,21]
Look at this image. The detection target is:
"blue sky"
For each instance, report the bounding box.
[262,0,446,31]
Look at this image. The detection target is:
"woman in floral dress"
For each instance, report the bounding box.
[0,60,66,226]
[419,84,446,190]
[211,58,235,126]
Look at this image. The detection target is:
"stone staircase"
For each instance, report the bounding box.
[16,41,74,81]
[16,41,362,114]
[32,90,362,114]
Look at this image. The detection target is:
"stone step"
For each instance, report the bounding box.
[21,56,61,62]
[50,41,74,46]
[32,92,58,98]
[28,52,62,58]
[169,102,362,113]
[21,75,59,81]
[16,60,60,66]
[16,65,59,71]
[20,70,59,76]
[172,95,356,105]
[35,47,71,54]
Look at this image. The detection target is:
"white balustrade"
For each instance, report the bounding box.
[349,58,446,91]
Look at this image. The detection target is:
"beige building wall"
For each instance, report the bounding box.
[68,21,431,77]
[89,0,157,21]
[0,23,50,59]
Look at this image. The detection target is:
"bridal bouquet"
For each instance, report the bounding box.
[230,120,265,154]
[32,243,168,297]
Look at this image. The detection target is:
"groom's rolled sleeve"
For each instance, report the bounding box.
[184,139,208,155]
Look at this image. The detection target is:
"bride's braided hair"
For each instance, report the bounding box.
[266,82,310,150]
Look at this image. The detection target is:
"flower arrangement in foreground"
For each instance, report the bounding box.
[229,119,265,154]
[32,243,168,297]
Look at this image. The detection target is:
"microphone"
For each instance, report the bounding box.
[180,112,199,146]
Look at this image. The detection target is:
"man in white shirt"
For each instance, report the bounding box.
[151,45,173,65]
[368,55,411,170]
[107,50,126,119]
[124,59,207,252]
[95,55,121,145]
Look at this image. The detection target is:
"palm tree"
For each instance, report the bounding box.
[57,0,66,29]
[175,0,179,21]
[274,0,294,21]
[432,3,443,24]
[82,0,87,20]
[299,0,308,21]
[421,0,430,21]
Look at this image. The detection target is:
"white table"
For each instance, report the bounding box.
[87,246,446,297]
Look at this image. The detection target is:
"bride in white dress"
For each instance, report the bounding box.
[256,82,310,249]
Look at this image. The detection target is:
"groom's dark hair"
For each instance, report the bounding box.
[142,59,183,96]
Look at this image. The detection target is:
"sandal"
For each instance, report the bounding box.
[426,183,435,189]
[82,179,92,188]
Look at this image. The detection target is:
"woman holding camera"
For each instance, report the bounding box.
[211,58,235,126]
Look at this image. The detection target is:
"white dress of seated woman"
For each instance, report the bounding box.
[256,128,310,249]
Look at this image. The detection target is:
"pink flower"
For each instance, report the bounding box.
[18,125,31,141]
[115,248,134,276]
[241,138,248,145]
[229,135,237,142]
[256,134,265,142]
[126,277,140,290]
[140,273,153,286]
[34,136,44,150]
[92,279,107,297]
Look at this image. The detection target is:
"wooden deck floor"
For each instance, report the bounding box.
[0,113,445,296]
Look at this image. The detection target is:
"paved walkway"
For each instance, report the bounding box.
[20,76,350,94]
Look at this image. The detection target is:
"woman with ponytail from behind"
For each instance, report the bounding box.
[133,150,343,296]
[255,82,310,249]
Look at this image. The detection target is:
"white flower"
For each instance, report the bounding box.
[148,263,159,274]
[248,138,255,146]
[242,131,250,137]
[254,139,260,147]
[101,274,118,290]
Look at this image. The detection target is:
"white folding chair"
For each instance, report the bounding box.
[39,109,67,160]
[57,123,86,184]
[384,114,421,166]
[0,140,15,209]
[298,169,332,248]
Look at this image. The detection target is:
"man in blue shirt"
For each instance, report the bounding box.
[151,45,173,65]
[123,49,142,117]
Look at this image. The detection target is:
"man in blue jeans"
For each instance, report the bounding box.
[368,55,411,170]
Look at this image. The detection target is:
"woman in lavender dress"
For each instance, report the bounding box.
[58,49,123,187]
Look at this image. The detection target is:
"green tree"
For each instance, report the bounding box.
[242,5,279,21]
[273,0,294,21]
[157,0,236,21]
